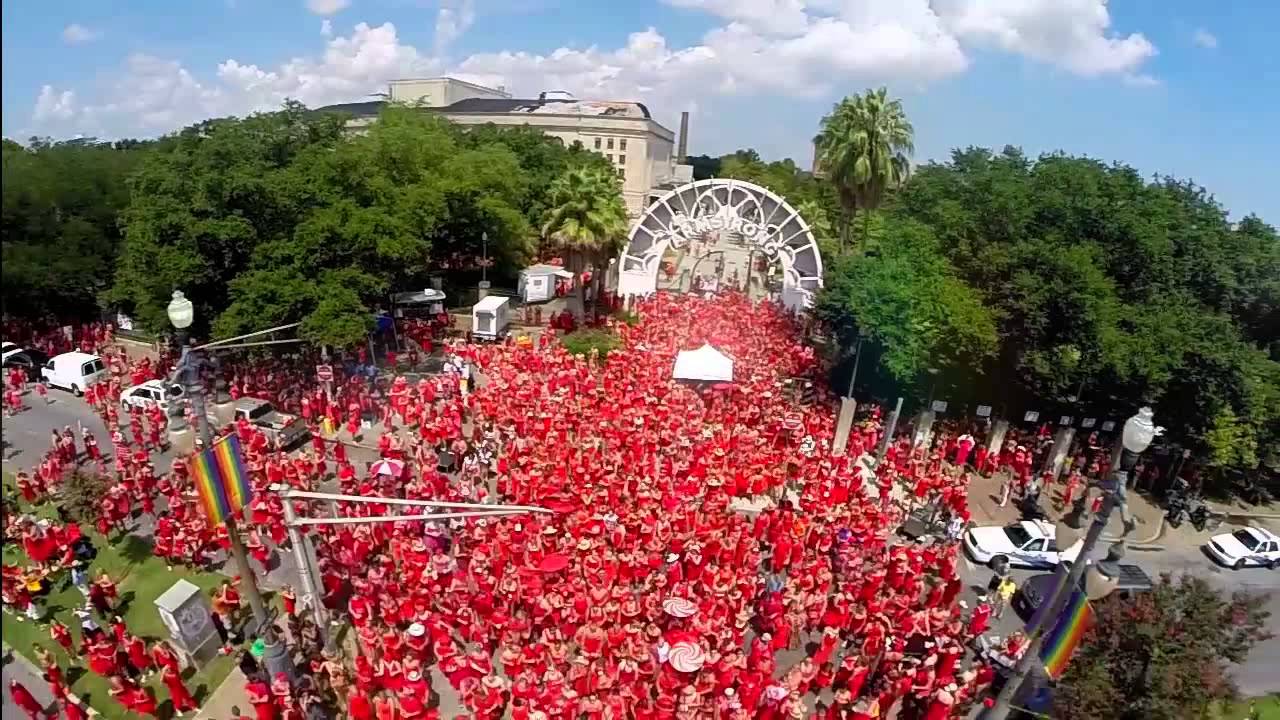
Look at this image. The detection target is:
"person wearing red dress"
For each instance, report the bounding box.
[9,679,45,720]
[162,663,199,714]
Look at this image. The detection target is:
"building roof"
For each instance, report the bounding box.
[315,97,653,120]
[474,295,509,312]
[443,97,652,119]
[316,100,388,117]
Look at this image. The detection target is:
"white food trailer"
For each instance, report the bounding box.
[471,295,511,340]
[518,264,575,303]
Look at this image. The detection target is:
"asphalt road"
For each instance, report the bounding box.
[954,527,1280,698]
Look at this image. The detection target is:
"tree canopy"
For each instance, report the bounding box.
[884,147,1280,474]
[84,101,616,346]
[2,137,155,320]
[1054,574,1271,720]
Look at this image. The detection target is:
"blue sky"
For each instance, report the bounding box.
[3,0,1277,221]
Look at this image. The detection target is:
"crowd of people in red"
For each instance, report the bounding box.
[4,293,1076,720]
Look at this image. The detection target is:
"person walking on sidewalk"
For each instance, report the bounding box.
[998,473,1014,507]
[993,576,1017,619]
[10,678,48,720]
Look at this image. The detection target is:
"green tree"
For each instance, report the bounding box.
[813,87,914,252]
[890,148,1280,480]
[58,469,113,526]
[541,166,629,318]
[3,138,155,320]
[1054,574,1272,720]
[107,101,347,333]
[817,217,997,388]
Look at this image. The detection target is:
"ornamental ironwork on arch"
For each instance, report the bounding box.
[616,178,823,311]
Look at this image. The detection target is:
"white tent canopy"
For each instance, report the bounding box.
[672,344,734,382]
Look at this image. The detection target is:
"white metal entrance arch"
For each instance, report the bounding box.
[616,179,824,311]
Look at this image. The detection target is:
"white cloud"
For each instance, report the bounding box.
[33,85,77,121]
[434,0,476,55]
[1192,28,1217,49]
[931,0,1156,76]
[27,1,1158,139]
[61,23,100,45]
[1122,73,1159,88]
[662,0,810,36]
[306,0,349,16]
[321,19,333,37]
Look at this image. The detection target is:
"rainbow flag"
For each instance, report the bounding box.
[188,435,253,525]
[1039,588,1094,679]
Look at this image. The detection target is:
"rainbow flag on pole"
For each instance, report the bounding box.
[188,434,253,525]
[1039,588,1095,679]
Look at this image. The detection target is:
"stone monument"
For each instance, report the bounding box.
[155,579,221,669]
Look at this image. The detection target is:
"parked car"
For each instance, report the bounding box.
[39,352,107,396]
[1,345,49,382]
[120,380,173,410]
[1013,563,1153,620]
[1204,526,1280,570]
[963,520,1083,570]
[214,397,307,448]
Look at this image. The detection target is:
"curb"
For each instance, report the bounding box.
[1103,517,1167,545]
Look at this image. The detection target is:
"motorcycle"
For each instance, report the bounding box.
[1166,492,1224,531]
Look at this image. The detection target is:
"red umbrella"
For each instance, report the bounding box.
[538,554,570,573]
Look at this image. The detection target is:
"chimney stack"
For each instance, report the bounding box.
[677,111,690,163]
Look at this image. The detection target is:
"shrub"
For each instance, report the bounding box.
[58,470,112,525]
[561,328,621,362]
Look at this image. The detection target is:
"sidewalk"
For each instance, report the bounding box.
[2,644,58,720]
[192,668,247,720]
[965,469,1167,543]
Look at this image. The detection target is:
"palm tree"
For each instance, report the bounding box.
[541,166,629,319]
[813,87,914,252]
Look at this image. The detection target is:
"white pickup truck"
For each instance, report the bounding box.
[211,397,308,448]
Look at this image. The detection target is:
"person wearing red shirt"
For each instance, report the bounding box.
[246,679,277,720]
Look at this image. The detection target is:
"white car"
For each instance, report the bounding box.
[1204,527,1280,570]
[120,380,172,410]
[963,520,1083,570]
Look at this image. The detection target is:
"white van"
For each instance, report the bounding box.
[41,352,108,395]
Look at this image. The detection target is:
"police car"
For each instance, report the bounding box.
[963,519,1083,570]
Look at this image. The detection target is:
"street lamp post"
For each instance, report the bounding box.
[981,407,1161,720]
[844,332,866,399]
[165,290,295,680]
[925,367,940,409]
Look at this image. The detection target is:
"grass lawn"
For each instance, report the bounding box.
[3,483,237,720]
[1213,696,1280,720]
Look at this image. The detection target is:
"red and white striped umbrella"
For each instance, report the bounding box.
[668,641,705,672]
[662,597,698,618]
[370,458,404,477]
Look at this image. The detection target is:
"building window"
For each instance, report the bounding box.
[606,154,613,163]
[620,138,627,151]
[617,167,625,179]
[618,155,626,166]
[594,137,601,149]
[607,138,614,150]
